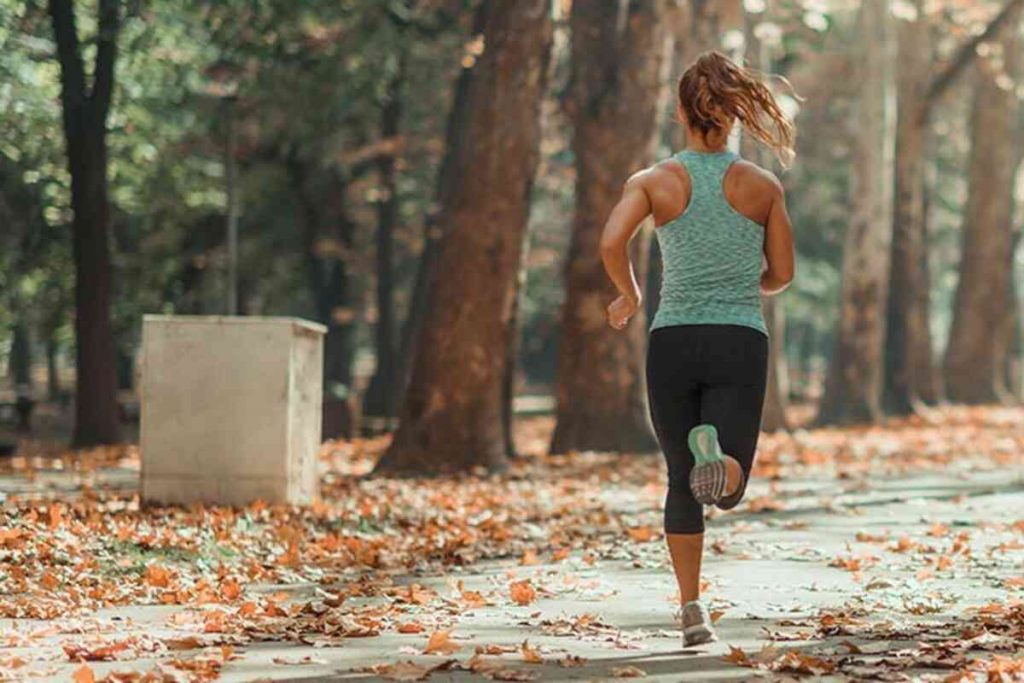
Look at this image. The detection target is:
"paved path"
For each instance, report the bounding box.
[3,461,1022,681]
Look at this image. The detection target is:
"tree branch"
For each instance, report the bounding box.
[91,0,121,117]
[923,0,1024,110]
[47,0,86,109]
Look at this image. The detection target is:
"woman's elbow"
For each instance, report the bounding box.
[777,263,795,286]
[762,264,795,294]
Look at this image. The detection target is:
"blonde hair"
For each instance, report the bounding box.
[678,51,797,167]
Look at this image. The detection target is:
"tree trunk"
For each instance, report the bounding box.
[395,7,484,405]
[374,0,553,475]
[9,321,32,389]
[885,0,1024,412]
[817,0,896,425]
[944,18,1021,404]
[996,232,1022,401]
[49,0,122,447]
[883,1,934,415]
[760,297,790,431]
[549,0,671,455]
[743,3,790,432]
[46,335,60,400]
[364,51,407,419]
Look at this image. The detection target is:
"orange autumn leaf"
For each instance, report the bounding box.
[144,563,171,588]
[723,646,751,666]
[519,548,540,565]
[47,503,64,530]
[423,629,461,655]
[460,589,490,608]
[397,621,425,634]
[509,579,536,606]
[611,665,647,677]
[220,579,242,601]
[40,570,60,590]
[521,639,542,663]
[72,665,95,683]
[627,526,657,543]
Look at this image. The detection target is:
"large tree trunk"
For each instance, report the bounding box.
[742,3,790,432]
[364,51,407,419]
[883,0,1024,412]
[817,0,896,425]
[374,0,552,475]
[49,0,122,447]
[883,1,935,414]
[945,19,1022,403]
[549,0,671,455]
[996,231,1023,401]
[761,298,790,431]
[395,8,484,406]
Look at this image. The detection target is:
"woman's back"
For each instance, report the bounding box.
[648,150,777,336]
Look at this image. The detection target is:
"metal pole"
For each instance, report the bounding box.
[225,96,239,315]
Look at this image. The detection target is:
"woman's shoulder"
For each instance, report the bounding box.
[624,157,688,193]
[728,158,784,196]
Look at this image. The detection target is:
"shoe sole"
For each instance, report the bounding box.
[688,424,727,505]
[683,623,717,646]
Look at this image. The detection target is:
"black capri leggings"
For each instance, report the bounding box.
[646,324,768,535]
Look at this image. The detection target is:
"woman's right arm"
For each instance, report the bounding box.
[761,177,795,295]
[599,174,654,329]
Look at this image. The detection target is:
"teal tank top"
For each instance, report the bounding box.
[650,149,767,336]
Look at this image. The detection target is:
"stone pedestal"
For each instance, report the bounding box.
[140,316,324,506]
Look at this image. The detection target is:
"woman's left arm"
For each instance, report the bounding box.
[599,173,653,330]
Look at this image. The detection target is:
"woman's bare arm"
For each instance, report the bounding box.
[599,175,654,329]
[761,176,795,295]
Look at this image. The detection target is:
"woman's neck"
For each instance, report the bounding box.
[686,140,729,154]
[685,130,729,154]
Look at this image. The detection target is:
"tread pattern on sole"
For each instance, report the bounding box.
[688,424,727,505]
[689,460,728,504]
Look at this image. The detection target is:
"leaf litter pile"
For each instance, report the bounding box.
[0,405,1023,681]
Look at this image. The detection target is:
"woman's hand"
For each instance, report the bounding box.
[607,294,640,330]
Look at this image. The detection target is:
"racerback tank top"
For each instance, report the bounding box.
[650,149,767,336]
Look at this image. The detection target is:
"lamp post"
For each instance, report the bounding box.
[203,59,242,315]
[224,94,239,315]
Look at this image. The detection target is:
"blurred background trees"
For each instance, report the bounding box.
[2,0,1023,470]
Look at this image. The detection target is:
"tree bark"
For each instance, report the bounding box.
[996,231,1023,402]
[364,50,407,419]
[374,0,553,475]
[9,321,32,389]
[743,4,790,432]
[549,0,671,455]
[817,0,897,425]
[46,335,61,401]
[760,297,790,431]
[945,18,1022,403]
[884,0,1024,413]
[395,7,485,406]
[883,1,934,415]
[49,0,123,447]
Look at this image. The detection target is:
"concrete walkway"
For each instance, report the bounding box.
[3,461,1022,681]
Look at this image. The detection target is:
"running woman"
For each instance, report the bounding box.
[599,51,796,647]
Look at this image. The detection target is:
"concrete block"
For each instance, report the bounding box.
[140,315,325,506]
